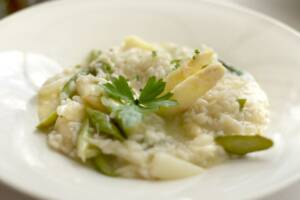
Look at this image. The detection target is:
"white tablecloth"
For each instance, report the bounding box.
[1,0,300,199]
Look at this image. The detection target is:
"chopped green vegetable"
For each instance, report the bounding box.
[135,75,140,81]
[36,111,58,131]
[170,59,181,69]
[103,76,135,103]
[215,135,273,155]
[101,97,142,136]
[86,107,125,140]
[77,118,98,162]
[237,98,247,112]
[60,76,77,100]
[100,62,113,74]
[114,104,143,135]
[93,153,116,176]
[60,68,90,100]
[201,64,208,69]
[152,50,157,58]
[101,96,122,113]
[86,50,102,64]
[219,60,243,76]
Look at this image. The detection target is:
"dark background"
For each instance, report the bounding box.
[0,0,48,18]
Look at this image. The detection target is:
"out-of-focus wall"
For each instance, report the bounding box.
[225,0,300,31]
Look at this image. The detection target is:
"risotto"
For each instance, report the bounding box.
[37,36,273,180]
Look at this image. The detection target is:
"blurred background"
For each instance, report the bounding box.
[0,0,300,200]
[1,0,300,30]
[0,0,47,17]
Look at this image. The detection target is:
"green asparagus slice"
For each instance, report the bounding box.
[60,68,90,101]
[237,98,247,112]
[219,60,243,76]
[93,153,116,177]
[60,76,77,100]
[36,111,58,130]
[77,118,98,162]
[215,135,273,155]
[86,107,125,140]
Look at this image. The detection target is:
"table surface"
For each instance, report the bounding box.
[0,0,300,199]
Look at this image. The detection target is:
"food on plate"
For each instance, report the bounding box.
[37,36,273,180]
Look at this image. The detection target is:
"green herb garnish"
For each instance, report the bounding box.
[138,77,177,110]
[219,60,243,76]
[237,98,247,112]
[103,76,135,103]
[170,59,181,69]
[103,76,177,135]
[215,135,273,155]
[192,49,200,60]
[151,50,157,58]
[104,76,176,110]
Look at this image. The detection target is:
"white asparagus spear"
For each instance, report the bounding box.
[165,49,214,92]
[162,63,225,114]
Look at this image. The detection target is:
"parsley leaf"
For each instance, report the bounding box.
[104,75,177,110]
[139,77,165,103]
[171,59,181,69]
[138,77,177,110]
[192,49,200,60]
[103,76,135,103]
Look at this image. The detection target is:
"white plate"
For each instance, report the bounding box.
[0,0,300,199]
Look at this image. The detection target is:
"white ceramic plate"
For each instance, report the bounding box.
[0,0,300,199]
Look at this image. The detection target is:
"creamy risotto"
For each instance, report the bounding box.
[37,36,273,180]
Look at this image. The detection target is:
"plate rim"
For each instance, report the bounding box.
[0,0,300,199]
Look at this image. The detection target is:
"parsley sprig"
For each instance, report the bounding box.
[103,76,177,135]
[138,77,177,109]
[104,76,177,110]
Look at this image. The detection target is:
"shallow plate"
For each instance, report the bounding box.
[0,0,300,199]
